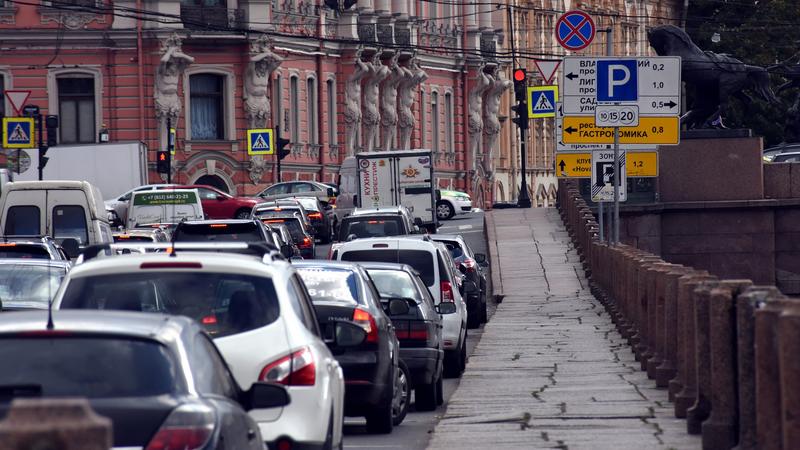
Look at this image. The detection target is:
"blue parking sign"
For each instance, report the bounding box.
[597,60,638,102]
[2,117,35,149]
[247,128,274,155]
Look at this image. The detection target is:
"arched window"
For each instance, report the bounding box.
[326,79,336,147]
[189,73,224,140]
[444,92,453,153]
[307,77,318,145]
[431,91,439,154]
[290,75,300,143]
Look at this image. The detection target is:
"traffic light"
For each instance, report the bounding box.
[511,102,528,131]
[277,135,291,160]
[513,68,527,103]
[156,149,170,174]
[45,115,58,148]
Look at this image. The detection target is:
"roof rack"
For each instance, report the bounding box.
[80,242,284,263]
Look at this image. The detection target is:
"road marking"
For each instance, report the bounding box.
[458,224,473,230]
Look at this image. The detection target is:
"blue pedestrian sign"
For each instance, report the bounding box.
[247,128,274,155]
[527,85,559,118]
[555,11,596,52]
[597,60,639,102]
[2,117,35,149]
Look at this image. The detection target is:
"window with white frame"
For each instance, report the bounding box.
[444,92,453,153]
[326,79,335,147]
[57,77,95,144]
[290,75,299,143]
[307,77,318,145]
[431,91,439,154]
[189,74,224,140]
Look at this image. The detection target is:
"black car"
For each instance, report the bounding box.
[294,261,407,433]
[0,311,290,449]
[259,215,316,259]
[361,262,455,411]
[263,223,301,259]
[292,196,336,244]
[171,219,273,243]
[431,235,489,327]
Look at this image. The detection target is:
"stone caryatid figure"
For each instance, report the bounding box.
[155,34,194,122]
[363,52,390,152]
[344,49,369,156]
[380,54,404,151]
[244,35,283,129]
[467,65,493,171]
[397,57,428,150]
[482,68,512,174]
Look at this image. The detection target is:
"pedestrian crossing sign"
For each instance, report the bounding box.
[247,128,275,155]
[2,117,35,149]
[527,85,559,119]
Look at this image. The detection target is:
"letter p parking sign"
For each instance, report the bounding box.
[597,60,638,102]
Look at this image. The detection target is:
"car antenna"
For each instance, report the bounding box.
[46,261,54,330]
[169,219,186,258]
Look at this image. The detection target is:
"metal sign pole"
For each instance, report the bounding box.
[598,201,605,242]
[613,126,620,244]
[166,116,172,184]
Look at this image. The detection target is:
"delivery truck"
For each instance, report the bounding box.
[337,149,438,232]
[13,141,149,200]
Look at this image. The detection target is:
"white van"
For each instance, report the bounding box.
[127,189,204,228]
[0,181,113,256]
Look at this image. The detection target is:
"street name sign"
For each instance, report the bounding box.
[561,56,681,116]
[562,116,680,145]
[556,151,658,178]
[591,150,627,202]
[2,117,35,149]
[247,128,275,155]
[555,11,595,52]
[528,86,558,118]
[595,104,639,127]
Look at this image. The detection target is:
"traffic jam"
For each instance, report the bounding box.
[0,149,489,450]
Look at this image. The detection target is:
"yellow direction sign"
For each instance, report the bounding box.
[527,85,558,118]
[561,116,679,145]
[556,151,658,178]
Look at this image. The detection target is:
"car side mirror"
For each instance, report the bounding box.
[244,382,291,410]
[326,321,367,347]
[413,217,423,227]
[352,194,358,205]
[385,297,410,316]
[474,253,488,266]
[436,302,456,314]
[327,187,335,197]
[346,233,358,242]
[60,238,80,259]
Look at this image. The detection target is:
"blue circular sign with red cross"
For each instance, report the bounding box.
[555,10,596,51]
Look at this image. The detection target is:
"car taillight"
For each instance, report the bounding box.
[441,281,454,302]
[352,308,379,343]
[145,403,215,450]
[260,347,316,386]
[395,321,428,341]
[308,212,323,219]
[300,237,313,248]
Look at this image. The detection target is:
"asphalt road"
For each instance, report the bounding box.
[315,211,494,450]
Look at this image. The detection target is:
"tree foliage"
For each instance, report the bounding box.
[685,0,800,146]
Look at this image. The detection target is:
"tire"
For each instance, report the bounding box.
[436,372,444,406]
[467,304,481,329]
[480,294,488,324]
[436,201,455,220]
[392,361,410,426]
[459,338,467,373]
[365,395,393,434]
[443,344,464,379]
[234,208,251,219]
[415,372,439,412]
[322,409,334,450]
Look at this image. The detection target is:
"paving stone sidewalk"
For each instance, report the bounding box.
[427,208,700,450]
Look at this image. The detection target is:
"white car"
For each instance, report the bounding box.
[334,236,469,377]
[436,190,473,220]
[104,183,178,225]
[52,244,348,450]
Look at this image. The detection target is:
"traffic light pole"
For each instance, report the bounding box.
[166,116,172,184]
[275,125,282,183]
[517,124,531,208]
[36,114,44,181]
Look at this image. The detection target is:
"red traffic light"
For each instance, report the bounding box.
[513,69,526,82]
[158,153,167,161]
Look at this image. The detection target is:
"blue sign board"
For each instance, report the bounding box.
[597,60,639,102]
[555,11,596,52]
[247,128,274,155]
[2,117,35,149]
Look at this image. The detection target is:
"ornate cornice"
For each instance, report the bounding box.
[39,7,106,30]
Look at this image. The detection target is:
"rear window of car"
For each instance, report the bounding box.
[113,235,155,243]
[296,267,360,305]
[0,264,66,308]
[262,218,304,242]
[294,198,320,212]
[0,336,179,398]
[339,217,405,240]
[0,244,50,259]
[173,223,263,243]
[255,207,302,217]
[437,240,465,259]
[60,273,280,338]
[366,269,422,301]
[341,249,435,286]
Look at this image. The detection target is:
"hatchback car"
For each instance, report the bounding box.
[0,259,70,310]
[294,261,406,433]
[171,219,273,244]
[53,247,351,450]
[252,200,315,239]
[361,262,454,411]
[293,196,336,244]
[430,235,489,327]
[0,311,292,450]
[259,215,316,259]
[259,181,338,205]
[436,189,473,220]
[335,237,468,378]
[0,236,69,260]
[336,206,420,242]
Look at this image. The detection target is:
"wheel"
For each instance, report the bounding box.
[234,208,251,219]
[459,338,467,373]
[467,302,481,329]
[480,294,488,324]
[322,409,334,450]
[392,361,410,426]
[443,344,465,378]
[435,372,444,406]
[436,201,455,220]
[415,371,439,412]
[365,395,393,434]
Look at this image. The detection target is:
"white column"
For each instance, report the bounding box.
[478,2,492,29]
[463,2,477,30]
[357,0,373,13]
[392,0,407,18]
[374,0,390,14]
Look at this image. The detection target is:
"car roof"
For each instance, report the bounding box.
[180,219,259,225]
[0,259,71,269]
[351,206,406,216]
[337,236,439,251]
[0,310,196,342]
[356,261,417,273]
[292,260,363,271]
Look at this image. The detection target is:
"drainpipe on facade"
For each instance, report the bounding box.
[317,13,325,183]
[135,0,145,160]
[461,13,471,195]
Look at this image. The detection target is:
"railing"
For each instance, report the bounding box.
[180,4,244,31]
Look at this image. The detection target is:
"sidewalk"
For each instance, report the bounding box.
[427,208,700,449]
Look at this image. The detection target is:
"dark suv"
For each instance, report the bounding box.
[171,219,273,244]
[431,235,489,327]
[336,207,420,242]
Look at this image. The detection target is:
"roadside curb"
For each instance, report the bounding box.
[484,212,504,301]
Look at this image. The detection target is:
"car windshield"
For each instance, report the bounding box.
[0,244,51,259]
[0,264,66,308]
[173,223,263,242]
[0,336,179,398]
[261,218,305,242]
[366,269,421,301]
[296,267,360,305]
[339,217,404,240]
[60,272,280,338]
[341,249,435,286]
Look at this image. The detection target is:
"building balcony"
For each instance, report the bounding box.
[180,4,244,31]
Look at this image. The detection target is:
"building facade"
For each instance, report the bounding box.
[0,0,511,206]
